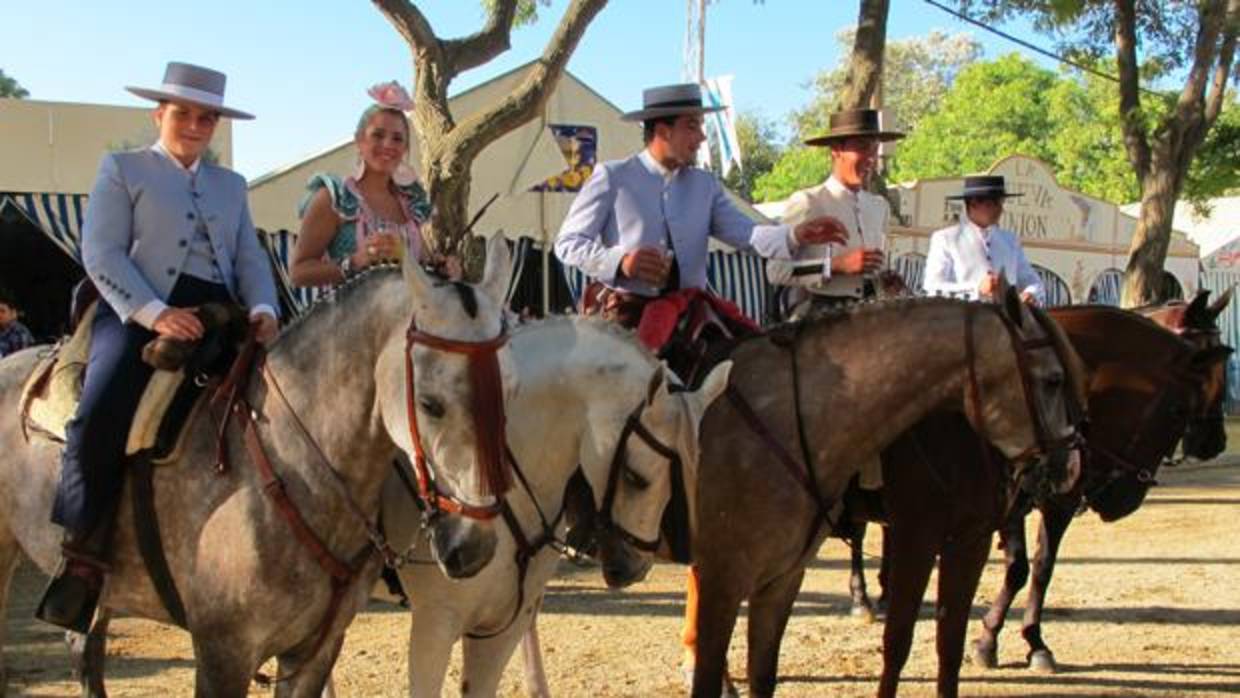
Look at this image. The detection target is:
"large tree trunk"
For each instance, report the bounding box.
[1122,167,1184,306]
[841,0,890,111]
[1118,0,1239,307]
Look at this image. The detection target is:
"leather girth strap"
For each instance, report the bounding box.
[130,454,189,628]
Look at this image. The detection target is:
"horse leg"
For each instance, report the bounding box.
[848,523,876,622]
[934,532,991,698]
[876,525,891,610]
[1020,504,1073,674]
[876,524,937,698]
[191,637,261,698]
[972,514,1029,669]
[0,521,21,698]
[691,564,744,698]
[462,611,539,697]
[66,608,111,698]
[519,612,551,698]
[273,635,346,698]
[745,566,806,698]
[407,608,461,698]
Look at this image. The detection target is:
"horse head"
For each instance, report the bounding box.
[1164,290,1233,460]
[969,279,1088,501]
[579,360,732,588]
[1047,302,1228,521]
[386,235,514,579]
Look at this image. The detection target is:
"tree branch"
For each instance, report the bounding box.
[1204,0,1240,126]
[372,0,442,60]
[445,0,520,75]
[1114,0,1151,179]
[446,0,608,164]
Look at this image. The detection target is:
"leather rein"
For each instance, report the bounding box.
[725,304,1083,552]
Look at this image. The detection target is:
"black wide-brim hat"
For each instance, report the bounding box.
[946,175,1024,200]
[621,83,725,122]
[126,61,254,120]
[804,108,904,146]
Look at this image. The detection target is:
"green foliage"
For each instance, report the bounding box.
[714,111,784,201]
[0,69,28,99]
[481,0,550,27]
[888,54,1059,182]
[957,1,1204,77]
[794,29,982,139]
[883,50,1239,205]
[751,147,829,203]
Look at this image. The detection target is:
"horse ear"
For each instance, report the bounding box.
[402,244,435,303]
[1209,286,1233,320]
[1001,281,1024,329]
[682,360,733,430]
[478,234,512,306]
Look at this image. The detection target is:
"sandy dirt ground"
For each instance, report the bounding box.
[4,459,1238,697]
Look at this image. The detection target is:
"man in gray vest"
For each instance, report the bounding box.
[766,108,905,318]
[37,62,279,631]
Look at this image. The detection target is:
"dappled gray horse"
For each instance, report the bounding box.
[0,237,514,697]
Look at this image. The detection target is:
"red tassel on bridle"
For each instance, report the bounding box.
[466,346,512,496]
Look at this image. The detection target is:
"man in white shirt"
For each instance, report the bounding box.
[766,108,905,318]
[923,175,1044,305]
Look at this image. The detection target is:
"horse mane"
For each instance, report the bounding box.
[764,295,971,338]
[512,313,661,365]
[278,264,404,338]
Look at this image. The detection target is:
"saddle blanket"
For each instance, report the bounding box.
[20,302,204,464]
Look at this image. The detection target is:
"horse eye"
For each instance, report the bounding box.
[1044,374,1064,389]
[418,397,445,419]
[622,466,650,490]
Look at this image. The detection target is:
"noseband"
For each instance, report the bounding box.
[404,317,512,522]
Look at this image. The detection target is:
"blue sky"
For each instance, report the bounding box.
[7,1,1048,179]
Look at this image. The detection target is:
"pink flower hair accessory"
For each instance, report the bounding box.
[368,81,414,111]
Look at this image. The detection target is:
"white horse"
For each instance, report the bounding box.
[369,314,730,696]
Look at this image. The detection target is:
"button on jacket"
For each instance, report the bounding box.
[555,151,795,298]
[766,176,891,298]
[81,148,279,324]
[923,219,1044,304]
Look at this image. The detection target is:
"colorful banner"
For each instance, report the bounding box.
[530,124,599,193]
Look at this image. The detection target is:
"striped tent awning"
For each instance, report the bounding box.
[1,192,88,262]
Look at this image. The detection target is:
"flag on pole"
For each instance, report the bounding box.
[701,75,742,178]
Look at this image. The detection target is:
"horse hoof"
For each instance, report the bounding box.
[850,603,877,623]
[1028,649,1057,674]
[679,664,739,698]
[971,640,998,669]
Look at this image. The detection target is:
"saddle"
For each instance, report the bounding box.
[20,301,249,463]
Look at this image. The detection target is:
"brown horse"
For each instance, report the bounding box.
[841,295,1231,698]
[973,291,1233,675]
[688,289,1086,698]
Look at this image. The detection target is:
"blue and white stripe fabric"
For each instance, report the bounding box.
[1,192,88,262]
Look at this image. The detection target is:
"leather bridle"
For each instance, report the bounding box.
[966,305,1085,474]
[403,316,512,523]
[594,394,685,553]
